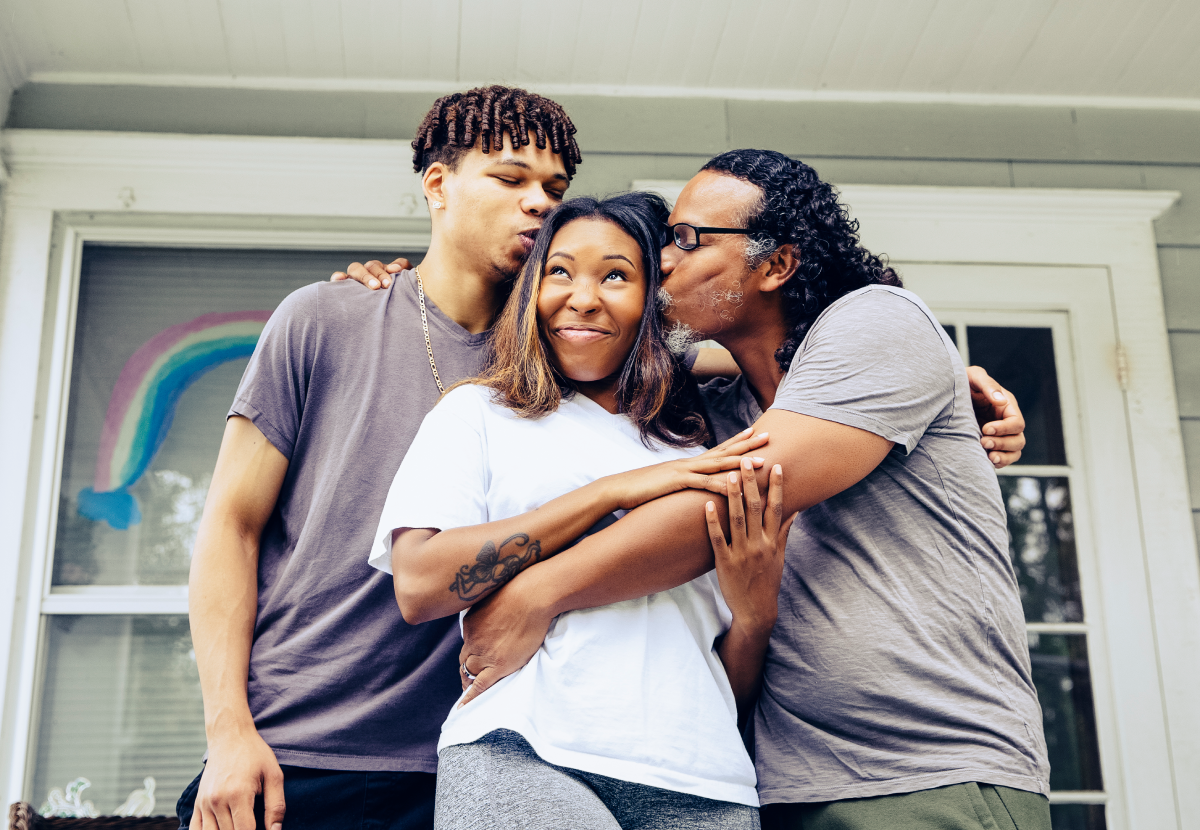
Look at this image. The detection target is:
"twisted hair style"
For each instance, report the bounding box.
[701,150,902,372]
[465,192,707,449]
[412,85,582,178]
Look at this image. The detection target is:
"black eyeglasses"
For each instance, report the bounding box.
[667,223,752,251]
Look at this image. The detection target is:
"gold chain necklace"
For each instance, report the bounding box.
[413,267,445,393]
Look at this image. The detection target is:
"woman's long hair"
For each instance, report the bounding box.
[467,192,707,448]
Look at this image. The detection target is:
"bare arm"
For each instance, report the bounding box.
[189,416,289,830]
[393,430,771,623]
[393,480,633,625]
[457,410,892,704]
[688,358,1023,465]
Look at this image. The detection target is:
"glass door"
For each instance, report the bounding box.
[941,314,1105,830]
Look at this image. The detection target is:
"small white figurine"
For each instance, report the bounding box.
[41,777,98,818]
[115,777,157,817]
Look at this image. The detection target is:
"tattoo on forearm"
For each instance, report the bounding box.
[451,533,544,601]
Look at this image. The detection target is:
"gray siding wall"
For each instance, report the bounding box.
[5,82,1199,547]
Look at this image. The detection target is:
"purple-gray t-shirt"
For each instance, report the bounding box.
[229,271,488,771]
[701,286,1050,803]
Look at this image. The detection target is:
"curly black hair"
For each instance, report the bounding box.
[701,149,902,372]
[412,85,582,179]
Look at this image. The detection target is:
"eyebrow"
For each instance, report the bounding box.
[548,251,574,261]
[491,157,570,183]
[603,254,635,266]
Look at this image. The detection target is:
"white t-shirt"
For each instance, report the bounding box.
[370,384,759,807]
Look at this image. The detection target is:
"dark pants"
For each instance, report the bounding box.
[176,765,436,830]
[760,782,1051,830]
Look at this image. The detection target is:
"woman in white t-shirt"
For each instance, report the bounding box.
[370,193,791,830]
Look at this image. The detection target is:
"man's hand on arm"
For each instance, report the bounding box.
[458,411,892,706]
[966,365,1026,468]
[189,416,289,830]
[330,257,413,290]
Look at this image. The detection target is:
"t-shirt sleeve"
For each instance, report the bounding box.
[769,289,955,454]
[369,387,491,574]
[228,283,321,459]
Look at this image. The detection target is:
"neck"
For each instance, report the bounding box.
[714,312,790,412]
[416,242,508,334]
[572,378,621,414]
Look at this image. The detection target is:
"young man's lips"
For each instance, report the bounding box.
[518,233,536,254]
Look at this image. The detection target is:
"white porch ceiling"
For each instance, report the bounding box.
[0,0,1198,108]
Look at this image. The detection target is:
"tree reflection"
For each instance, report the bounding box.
[1001,476,1083,623]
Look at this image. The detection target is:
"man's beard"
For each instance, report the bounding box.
[657,288,700,357]
[657,284,745,351]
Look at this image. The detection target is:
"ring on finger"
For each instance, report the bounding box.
[460,662,477,683]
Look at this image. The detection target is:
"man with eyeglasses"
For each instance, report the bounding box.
[349,150,1050,830]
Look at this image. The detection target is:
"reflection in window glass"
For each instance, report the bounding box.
[1028,633,1104,793]
[1000,477,1083,623]
[966,327,1066,466]
[54,246,418,586]
[1050,803,1106,830]
[32,616,204,814]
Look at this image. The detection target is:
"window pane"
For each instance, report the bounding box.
[942,323,957,345]
[1000,476,1083,623]
[1050,803,1106,830]
[1028,633,1104,792]
[54,246,419,586]
[32,615,204,815]
[966,326,1067,466]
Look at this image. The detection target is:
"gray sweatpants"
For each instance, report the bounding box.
[435,730,760,830]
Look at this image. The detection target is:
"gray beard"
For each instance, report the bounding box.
[665,321,699,357]
[658,289,700,356]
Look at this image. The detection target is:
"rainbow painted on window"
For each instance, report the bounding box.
[78,311,271,529]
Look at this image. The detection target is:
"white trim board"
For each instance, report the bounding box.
[633,180,1181,225]
[25,72,1200,113]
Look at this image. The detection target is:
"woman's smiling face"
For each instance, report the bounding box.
[537,218,647,399]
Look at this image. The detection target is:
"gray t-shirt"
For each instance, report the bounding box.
[701,285,1050,803]
[229,271,488,771]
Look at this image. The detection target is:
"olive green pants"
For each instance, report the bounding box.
[760,782,1051,830]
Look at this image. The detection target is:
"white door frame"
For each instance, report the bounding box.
[0,134,1188,824]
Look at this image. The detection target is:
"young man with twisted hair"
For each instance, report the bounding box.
[180,86,580,830]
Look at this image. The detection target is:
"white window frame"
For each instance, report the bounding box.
[0,130,434,807]
[0,136,1190,826]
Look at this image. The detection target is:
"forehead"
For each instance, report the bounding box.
[550,219,642,262]
[670,170,761,226]
[456,133,569,182]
